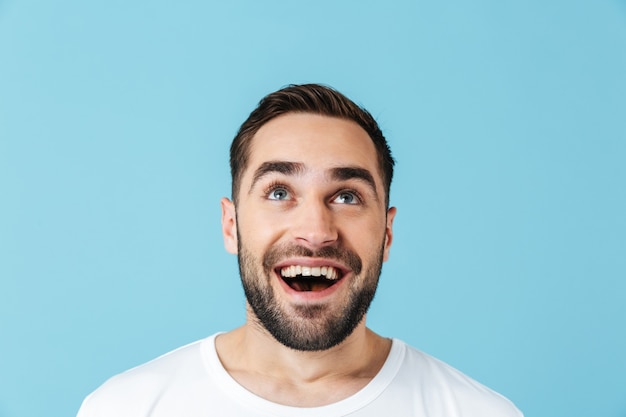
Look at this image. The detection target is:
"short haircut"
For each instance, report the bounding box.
[229,84,394,206]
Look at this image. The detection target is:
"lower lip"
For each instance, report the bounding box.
[275,271,347,302]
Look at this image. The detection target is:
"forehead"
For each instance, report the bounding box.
[246,113,380,177]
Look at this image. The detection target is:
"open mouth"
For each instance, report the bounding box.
[278,265,343,292]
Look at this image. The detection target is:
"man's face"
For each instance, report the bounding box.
[221,113,395,351]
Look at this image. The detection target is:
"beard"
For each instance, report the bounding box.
[237,237,385,352]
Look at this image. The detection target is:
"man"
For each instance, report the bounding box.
[77,84,523,416]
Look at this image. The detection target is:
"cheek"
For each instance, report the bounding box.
[348,215,386,239]
[237,209,287,249]
[345,226,385,257]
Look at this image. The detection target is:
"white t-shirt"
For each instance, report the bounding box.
[77,334,523,417]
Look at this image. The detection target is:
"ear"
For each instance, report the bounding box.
[221,197,238,254]
[382,206,396,262]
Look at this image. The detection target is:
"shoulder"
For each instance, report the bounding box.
[391,340,523,417]
[77,336,214,417]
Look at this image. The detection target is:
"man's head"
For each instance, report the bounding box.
[222,84,396,351]
[229,84,394,207]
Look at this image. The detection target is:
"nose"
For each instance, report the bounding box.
[290,199,338,249]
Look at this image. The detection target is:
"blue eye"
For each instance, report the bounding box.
[268,187,289,200]
[334,192,358,204]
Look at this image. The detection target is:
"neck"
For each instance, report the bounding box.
[215,311,391,406]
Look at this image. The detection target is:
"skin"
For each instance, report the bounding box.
[218,113,396,407]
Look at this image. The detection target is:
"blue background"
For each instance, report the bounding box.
[1,1,625,416]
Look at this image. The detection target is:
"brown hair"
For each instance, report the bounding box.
[230,84,394,206]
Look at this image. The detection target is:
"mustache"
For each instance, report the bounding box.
[262,244,362,275]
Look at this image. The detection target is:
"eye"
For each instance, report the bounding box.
[267,187,290,201]
[333,191,359,205]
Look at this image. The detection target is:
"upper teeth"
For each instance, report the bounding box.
[280,265,340,280]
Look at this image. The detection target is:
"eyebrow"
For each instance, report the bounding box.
[329,167,379,200]
[249,161,305,194]
[248,161,379,200]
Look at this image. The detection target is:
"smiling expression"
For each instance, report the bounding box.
[221,112,395,351]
